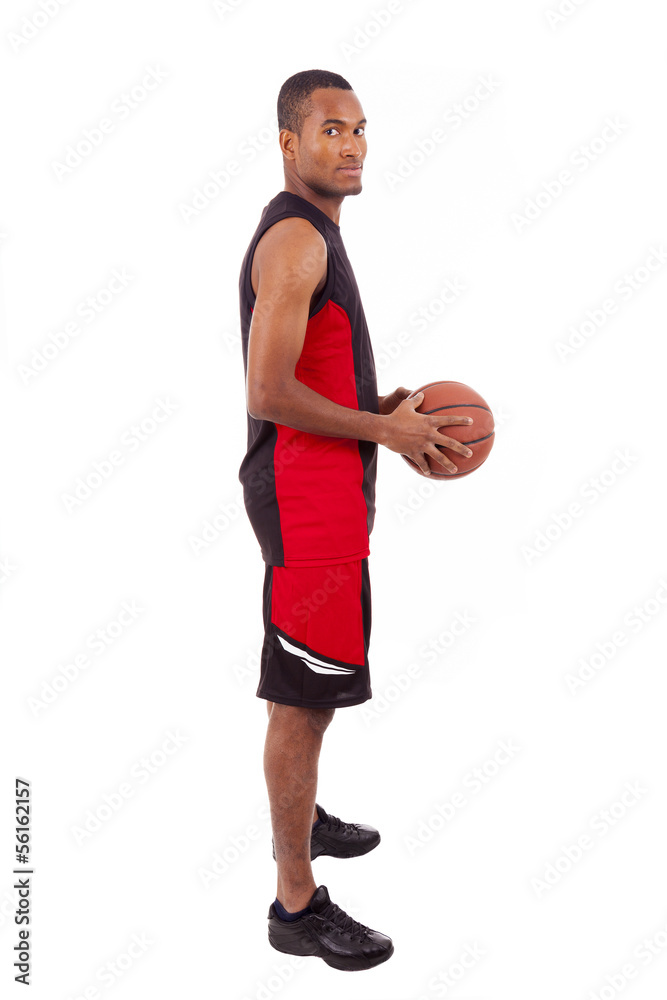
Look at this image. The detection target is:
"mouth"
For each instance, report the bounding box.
[339,165,362,176]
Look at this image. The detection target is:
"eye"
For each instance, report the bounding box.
[323,127,366,136]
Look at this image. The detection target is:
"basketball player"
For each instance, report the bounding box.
[238,69,473,971]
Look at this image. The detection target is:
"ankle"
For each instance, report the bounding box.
[278,886,316,913]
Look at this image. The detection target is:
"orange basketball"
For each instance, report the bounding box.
[402,380,494,479]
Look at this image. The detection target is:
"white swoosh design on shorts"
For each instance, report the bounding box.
[277,634,357,675]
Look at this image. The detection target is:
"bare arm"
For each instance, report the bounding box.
[246,217,382,438]
[245,218,472,475]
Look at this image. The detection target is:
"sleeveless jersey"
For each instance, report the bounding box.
[238,190,378,567]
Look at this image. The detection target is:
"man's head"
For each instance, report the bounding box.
[277,69,367,199]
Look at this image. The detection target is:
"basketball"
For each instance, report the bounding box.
[402,380,495,478]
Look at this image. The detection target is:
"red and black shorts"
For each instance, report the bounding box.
[257,558,372,709]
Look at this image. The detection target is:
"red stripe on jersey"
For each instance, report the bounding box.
[273,300,369,566]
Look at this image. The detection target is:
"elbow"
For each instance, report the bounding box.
[246,381,275,422]
[246,390,266,421]
[247,368,296,421]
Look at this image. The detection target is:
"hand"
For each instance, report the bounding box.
[379,392,474,475]
[378,386,412,415]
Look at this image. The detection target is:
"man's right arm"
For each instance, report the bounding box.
[245,217,472,476]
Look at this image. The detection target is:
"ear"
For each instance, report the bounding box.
[280,129,297,160]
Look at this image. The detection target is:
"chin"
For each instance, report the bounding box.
[310,176,363,199]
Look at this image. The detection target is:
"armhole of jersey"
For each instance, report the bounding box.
[244,212,334,317]
[308,249,334,319]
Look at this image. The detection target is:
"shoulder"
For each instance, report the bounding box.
[255,216,327,271]
[253,217,328,293]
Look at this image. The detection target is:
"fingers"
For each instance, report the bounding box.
[425,443,459,474]
[405,442,462,475]
[425,414,474,463]
[434,434,473,459]
[409,454,433,476]
[396,396,475,474]
[420,433,474,474]
[427,413,474,426]
[406,445,457,476]
[402,391,424,408]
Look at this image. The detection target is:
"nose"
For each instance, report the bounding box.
[341,131,362,158]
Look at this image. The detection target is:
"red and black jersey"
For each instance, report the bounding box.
[238,191,379,567]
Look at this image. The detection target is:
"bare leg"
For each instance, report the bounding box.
[264,702,335,910]
[266,701,319,826]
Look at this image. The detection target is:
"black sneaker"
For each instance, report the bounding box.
[271,803,381,861]
[267,884,394,971]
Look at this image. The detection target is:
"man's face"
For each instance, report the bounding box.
[289,88,367,197]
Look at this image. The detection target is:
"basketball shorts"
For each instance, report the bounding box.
[257,558,372,709]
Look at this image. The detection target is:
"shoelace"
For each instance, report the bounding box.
[319,900,370,943]
[322,811,360,837]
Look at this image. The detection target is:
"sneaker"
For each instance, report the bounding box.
[271,803,381,861]
[267,884,394,971]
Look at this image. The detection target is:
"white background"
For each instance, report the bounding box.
[1,0,666,998]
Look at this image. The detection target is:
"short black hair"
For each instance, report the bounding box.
[277,69,353,138]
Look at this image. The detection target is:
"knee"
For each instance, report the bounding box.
[304,707,335,736]
[269,703,335,738]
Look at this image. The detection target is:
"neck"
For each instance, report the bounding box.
[283,175,343,226]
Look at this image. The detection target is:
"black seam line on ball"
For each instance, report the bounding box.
[423,403,491,414]
[405,456,485,477]
[406,456,477,476]
[411,462,481,478]
[432,470,474,477]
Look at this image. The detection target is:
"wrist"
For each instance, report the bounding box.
[363,410,388,447]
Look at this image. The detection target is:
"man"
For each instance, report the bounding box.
[238,69,473,972]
